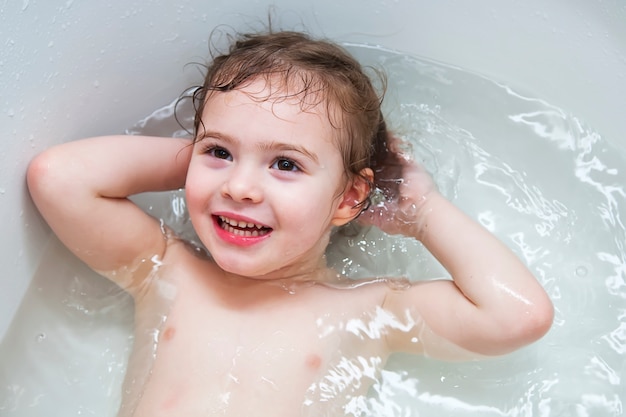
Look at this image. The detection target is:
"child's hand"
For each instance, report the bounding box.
[359,136,438,239]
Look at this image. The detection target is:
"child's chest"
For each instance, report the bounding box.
[129,265,388,416]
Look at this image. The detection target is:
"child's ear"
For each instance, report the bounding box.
[331,168,374,227]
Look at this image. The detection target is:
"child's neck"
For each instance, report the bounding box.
[221,254,338,288]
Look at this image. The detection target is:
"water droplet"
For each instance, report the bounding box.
[36,333,46,343]
[575,265,589,277]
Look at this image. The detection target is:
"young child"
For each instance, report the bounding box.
[27,31,553,417]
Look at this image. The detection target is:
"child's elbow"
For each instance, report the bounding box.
[27,151,54,194]
[505,295,554,352]
[27,151,50,196]
[27,149,67,205]
[482,294,553,357]
[525,297,554,342]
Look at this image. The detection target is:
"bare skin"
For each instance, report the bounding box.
[120,241,398,416]
[26,81,553,416]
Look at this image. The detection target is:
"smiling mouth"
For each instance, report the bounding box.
[216,215,272,237]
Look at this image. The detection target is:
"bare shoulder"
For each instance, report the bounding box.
[149,236,219,288]
[314,276,485,361]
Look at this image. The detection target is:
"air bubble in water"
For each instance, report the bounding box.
[575,265,589,277]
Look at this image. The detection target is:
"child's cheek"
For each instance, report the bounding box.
[184,175,205,215]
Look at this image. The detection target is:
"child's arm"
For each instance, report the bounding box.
[361,138,553,358]
[27,135,192,292]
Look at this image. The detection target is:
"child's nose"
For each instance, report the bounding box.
[221,164,263,203]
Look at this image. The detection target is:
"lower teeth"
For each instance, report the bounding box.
[229,226,259,237]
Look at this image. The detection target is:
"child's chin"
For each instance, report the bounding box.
[215,257,268,279]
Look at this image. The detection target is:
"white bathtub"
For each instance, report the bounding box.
[3,0,625,344]
[1,0,625,412]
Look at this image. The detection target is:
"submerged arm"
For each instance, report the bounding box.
[27,135,192,291]
[362,139,553,357]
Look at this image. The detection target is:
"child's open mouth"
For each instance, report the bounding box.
[216,215,272,238]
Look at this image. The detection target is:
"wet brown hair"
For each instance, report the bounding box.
[191,30,389,210]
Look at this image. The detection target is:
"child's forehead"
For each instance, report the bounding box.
[211,74,334,110]
[205,76,344,129]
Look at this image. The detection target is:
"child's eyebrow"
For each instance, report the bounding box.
[197,130,320,163]
[258,142,319,164]
[195,130,233,144]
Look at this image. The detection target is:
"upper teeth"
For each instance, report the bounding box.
[220,216,264,229]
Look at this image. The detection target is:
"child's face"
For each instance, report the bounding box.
[185,79,351,280]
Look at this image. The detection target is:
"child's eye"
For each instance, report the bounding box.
[272,158,300,172]
[207,146,232,161]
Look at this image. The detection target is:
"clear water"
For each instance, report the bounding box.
[1,44,625,416]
